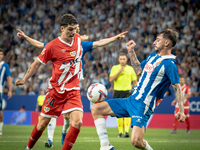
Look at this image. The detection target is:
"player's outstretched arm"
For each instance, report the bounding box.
[16,29,44,49]
[92,31,128,49]
[81,35,89,42]
[126,40,142,76]
[172,83,186,122]
[7,76,12,99]
[15,59,42,86]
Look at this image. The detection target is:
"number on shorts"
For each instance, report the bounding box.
[46,97,55,107]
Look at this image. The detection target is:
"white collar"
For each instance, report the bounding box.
[160,55,176,60]
[0,61,4,66]
[58,37,74,47]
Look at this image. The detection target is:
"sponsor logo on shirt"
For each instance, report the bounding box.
[144,63,154,73]
[61,49,66,53]
[70,51,76,57]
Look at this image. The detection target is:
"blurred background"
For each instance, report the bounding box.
[0,0,200,129]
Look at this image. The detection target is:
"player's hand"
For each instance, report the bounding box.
[15,79,26,86]
[81,35,89,42]
[16,29,26,40]
[7,91,12,99]
[119,66,125,72]
[116,31,128,40]
[171,100,176,106]
[126,40,136,51]
[176,112,186,122]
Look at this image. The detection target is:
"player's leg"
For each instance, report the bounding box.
[0,110,3,135]
[171,107,179,134]
[0,93,3,135]
[61,113,70,145]
[185,109,190,134]
[123,91,132,137]
[44,117,56,148]
[117,118,124,137]
[92,101,117,150]
[124,117,131,137]
[25,116,51,150]
[61,90,83,150]
[131,126,153,150]
[62,110,83,150]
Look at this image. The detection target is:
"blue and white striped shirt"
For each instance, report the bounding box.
[0,61,11,93]
[132,52,180,112]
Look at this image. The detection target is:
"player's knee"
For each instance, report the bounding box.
[63,113,70,120]
[71,120,82,129]
[131,138,142,148]
[37,123,47,131]
[91,104,101,116]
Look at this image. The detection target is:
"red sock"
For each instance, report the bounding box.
[185,117,190,130]
[62,125,80,150]
[27,124,44,148]
[173,118,178,130]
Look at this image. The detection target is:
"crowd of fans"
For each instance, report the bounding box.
[0,0,200,96]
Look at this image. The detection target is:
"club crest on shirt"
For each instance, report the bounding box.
[156,61,161,67]
[70,51,76,57]
[144,63,154,73]
[44,106,50,112]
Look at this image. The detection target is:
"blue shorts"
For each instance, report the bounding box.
[106,96,152,130]
[0,93,2,110]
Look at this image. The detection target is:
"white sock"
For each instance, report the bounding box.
[47,118,56,142]
[62,118,70,133]
[0,122,3,132]
[144,140,153,150]
[94,118,109,147]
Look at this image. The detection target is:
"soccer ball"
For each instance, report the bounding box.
[87,83,108,103]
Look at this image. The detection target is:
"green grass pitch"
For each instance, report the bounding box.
[0,125,200,150]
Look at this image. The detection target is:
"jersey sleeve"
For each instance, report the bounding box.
[5,64,11,77]
[44,43,47,47]
[109,66,117,77]
[165,60,180,84]
[81,41,94,56]
[186,86,191,94]
[37,43,52,64]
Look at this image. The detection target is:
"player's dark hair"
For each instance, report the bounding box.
[118,52,127,58]
[179,75,185,79]
[0,48,3,53]
[159,29,178,47]
[60,14,78,27]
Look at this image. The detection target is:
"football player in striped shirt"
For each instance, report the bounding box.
[0,48,12,135]
[91,29,186,150]
[16,27,127,149]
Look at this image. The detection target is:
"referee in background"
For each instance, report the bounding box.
[109,52,137,138]
[35,89,45,120]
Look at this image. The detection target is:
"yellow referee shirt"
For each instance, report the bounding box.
[110,64,137,91]
[37,95,46,106]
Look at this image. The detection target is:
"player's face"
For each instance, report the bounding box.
[153,34,165,52]
[118,55,127,66]
[179,77,185,86]
[61,24,77,42]
[0,52,3,61]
